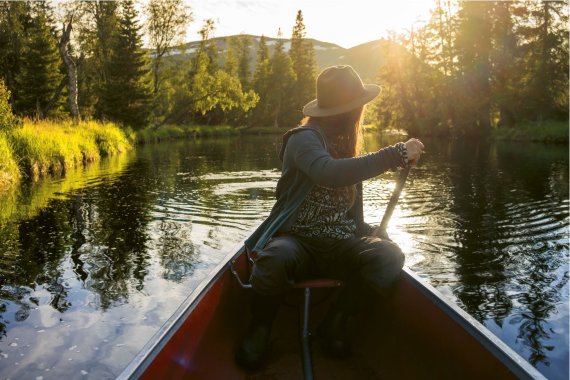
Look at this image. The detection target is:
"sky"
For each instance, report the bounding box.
[184,0,436,48]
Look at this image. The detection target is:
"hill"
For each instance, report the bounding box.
[156,34,397,81]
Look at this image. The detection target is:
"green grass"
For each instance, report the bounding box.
[492,120,569,143]
[0,132,20,190]
[6,119,132,182]
[136,124,238,143]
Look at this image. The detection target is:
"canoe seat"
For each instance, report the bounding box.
[293,278,343,289]
[293,278,344,380]
[229,252,343,380]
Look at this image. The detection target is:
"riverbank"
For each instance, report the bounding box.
[2,118,567,192]
[136,124,238,143]
[0,122,241,191]
[272,121,569,143]
[0,119,132,190]
[492,120,568,143]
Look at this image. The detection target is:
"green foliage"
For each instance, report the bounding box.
[267,30,296,128]
[228,34,252,89]
[99,0,152,129]
[136,124,237,143]
[516,2,569,121]
[145,0,193,94]
[13,2,64,118]
[1,4,321,130]
[0,132,19,189]
[0,1,30,107]
[166,21,259,125]
[373,0,569,139]
[493,120,569,143]
[251,35,272,126]
[190,52,258,116]
[0,80,21,131]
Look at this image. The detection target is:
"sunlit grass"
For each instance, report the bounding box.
[8,119,132,181]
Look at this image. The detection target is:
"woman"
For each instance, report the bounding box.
[236,65,425,369]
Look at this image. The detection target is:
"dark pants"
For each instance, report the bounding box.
[249,234,405,316]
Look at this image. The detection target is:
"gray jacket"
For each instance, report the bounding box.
[244,125,403,253]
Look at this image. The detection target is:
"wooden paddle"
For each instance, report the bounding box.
[372,165,411,240]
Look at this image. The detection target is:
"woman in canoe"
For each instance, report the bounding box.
[237,65,425,369]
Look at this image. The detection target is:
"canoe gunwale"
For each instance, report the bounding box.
[401,268,546,380]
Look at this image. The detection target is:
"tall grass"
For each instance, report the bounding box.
[6,119,132,182]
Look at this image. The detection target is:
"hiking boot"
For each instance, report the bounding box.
[318,309,351,358]
[235,322,272,370]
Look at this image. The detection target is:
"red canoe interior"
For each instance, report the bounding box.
[127,250,540,380]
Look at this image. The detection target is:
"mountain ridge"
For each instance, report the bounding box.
[159,34,396,81]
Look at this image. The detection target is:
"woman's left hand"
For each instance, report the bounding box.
[405,138,425,166]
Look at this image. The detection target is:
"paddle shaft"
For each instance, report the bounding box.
[379,166,411,232]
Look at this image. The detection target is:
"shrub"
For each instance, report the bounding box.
[0,80,22,131]
[0,132,20,189]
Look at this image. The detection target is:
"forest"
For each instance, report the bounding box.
[0,0,568,136]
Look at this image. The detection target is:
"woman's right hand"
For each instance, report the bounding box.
[405,138,425,166]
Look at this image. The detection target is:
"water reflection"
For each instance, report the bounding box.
[0,134,567,379]
[363,136,568,378]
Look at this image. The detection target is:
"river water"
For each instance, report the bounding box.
[0,133,568,379]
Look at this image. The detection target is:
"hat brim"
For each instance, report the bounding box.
[302,84,381,117]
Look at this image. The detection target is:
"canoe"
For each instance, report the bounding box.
[117,243,546,380]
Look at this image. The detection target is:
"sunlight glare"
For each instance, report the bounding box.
[185,0,435,48]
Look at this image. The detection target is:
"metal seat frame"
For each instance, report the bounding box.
[231,254,343,380]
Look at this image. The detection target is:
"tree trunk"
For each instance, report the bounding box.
[59,18,80,121]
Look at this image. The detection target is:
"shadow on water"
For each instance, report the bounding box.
[0,133,567,379]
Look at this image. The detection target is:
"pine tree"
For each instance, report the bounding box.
[454,1,493,136]
[251,35,272,126]
[100,0,152,128]
[223,35,253,125]
[193,19,218,75]
[269,29,296,128]
[237,35,252,89]
[424,0,456,128]
[490,1,518,128]
[290,10,316,120]
[80,1,120,119]
[257,34,269,63]
[14,1,64,118]
[224,37,239,77]
[0,1,32,108]
[516,1,569,121]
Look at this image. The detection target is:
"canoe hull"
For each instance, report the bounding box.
[119,246,544,380]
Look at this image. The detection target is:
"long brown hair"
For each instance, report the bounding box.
[299,106,365,206]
